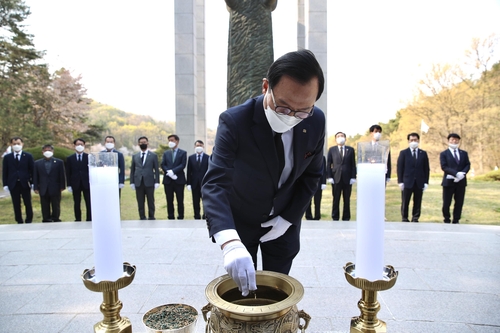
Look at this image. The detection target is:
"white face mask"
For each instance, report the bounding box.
[264,105,303,133]
[195,146,204,154]
[409,142,419,149]
[449,143,459,150]
[43,151,53,158]
[336,137,346,145]
[12,144,22,152]
[373,132,382,141]
[168,141,176,149]
[75,145,85,153]
[105,143,114,150]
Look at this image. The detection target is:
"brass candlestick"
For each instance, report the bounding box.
[81,262,136,333]
[344,262,398,333]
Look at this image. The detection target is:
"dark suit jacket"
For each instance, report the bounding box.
[130,151,160,187]
[187,153,210,190]
[101,149,125,184]
[161,149,187,185]
[33,158,66,196]
[2,151,34,189]
[326,145,356,185]
[65,153,90,190]
[440,148,470,187]
[202,95,325,237]
[397,148,430,189]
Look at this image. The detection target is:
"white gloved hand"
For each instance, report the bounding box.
[260,216,292,243]
[187,185,192,191]
[154,183,160,190]
[67,186,73,193]
[423,183,428,191]
[456,172,465,180]
[320,184,326,190]
[398,183,404,191]
[171,174,178,180]
[130,184,135,191]
[222,241,257,296]
[31,184,34,190]
[167,170,174,178]
[326,178,334,184]
[386,178,391,184]
[3,186,9,192]
[350,178,356,185]
[119,183,124,189]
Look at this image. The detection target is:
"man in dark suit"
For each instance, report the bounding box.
[305,156,326,220]
[2,137,34,224]
[102,135,125,197]
[161,134,187,220]
[33,144,66,222]
[66,138,91,221]
[326,132,357,221]
[397,132,430,222]
[187,140,210,219]
[440,133,470,224]
[130,136,160,220]
[202,50,325,296]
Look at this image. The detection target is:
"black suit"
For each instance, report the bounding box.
[326,145,357,221]
[161,148,187,219]
[397,148,430,222]
[33,157,66,222]
[66,153,91,221]
[440,148,470,223]
[305,156,326,220]
[2,151,34,223]
[202,95,325,274]
[187,152,209,219]
[130,150,160,220]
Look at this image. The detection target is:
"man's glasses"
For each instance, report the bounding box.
[269,89,314,119]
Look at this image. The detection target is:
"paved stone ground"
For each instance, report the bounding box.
[0,220,499,333]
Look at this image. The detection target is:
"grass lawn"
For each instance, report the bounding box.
[0,176,499,225]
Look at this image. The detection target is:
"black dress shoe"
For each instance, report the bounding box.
[452,221,459,224]
[177,216,184,220]
[402,218,410,222]
[140,217,147,220]
[148,217,156,220]
[411,219,419,223]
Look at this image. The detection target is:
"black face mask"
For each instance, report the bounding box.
[139,144,148,150]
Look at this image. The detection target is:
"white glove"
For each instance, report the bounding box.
[154,183,160,190]
[31,184,34,190]
[320,184,326,190]
[398,183,404,191]
[67,186,73,193]
[350,178,356,185]
[456,172,465,180]
[260,216,292,243]
[167,170,174,178]
[326,178,334,184]
[119,183,124,189]
[130,184,135,191]
[171,174,178,180]
[222,241,257,296]
[3,186,9,192]
[187,185,192,191]
[423,183,428,191]
[386,178,391,183]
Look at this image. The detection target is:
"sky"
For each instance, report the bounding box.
[24,0,500,137]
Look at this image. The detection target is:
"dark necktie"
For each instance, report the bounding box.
[274,133,285,176]
[197,154,201,166]
[141,152,146,164]
[78,154,81,162]
[453,149,459,164]
[172,150,176,162]
[14,153,20,165]
[340,146,344,161]
[412,149,417,163]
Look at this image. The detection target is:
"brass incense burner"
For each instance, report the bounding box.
[81,262,136,333]
[344,262,398,333]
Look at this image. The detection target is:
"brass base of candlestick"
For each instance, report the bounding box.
[344,262,398,333]
[82,262,136,333]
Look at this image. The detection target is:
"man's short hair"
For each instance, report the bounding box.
[168,134,180,141]
[447,133,461,140]
[195,140,204,146]
[407,132,420,140]
[138,136,148,143]
[10,137,23,143]
[42,144,54,150]
[369,124,382,133]
[266,49,325,101]
[104,135,115,142]
[73,138,86,145]
[335,132,346,138]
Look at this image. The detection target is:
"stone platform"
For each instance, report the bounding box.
[0,220,499,333]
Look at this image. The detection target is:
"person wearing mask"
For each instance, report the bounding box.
[33,145,66,222]
[161,134,187,220]
[369,124,391,183]
[102,136,125,196]
[186,140,210,219]
[66,138,91,221]
[397,133,430,222]
[202,50,325,296]
[130,136,160,220]
[440,133,470,224]
[305,156,326,220]
[2,137,34,224]
[326,132,357,221]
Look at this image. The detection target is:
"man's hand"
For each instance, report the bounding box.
[3,186,9,192]
[260,216,292,243]
[187,185,192,191]
[154,183,160,190]
[398,183,404,191]
[130,184,135,191]
[167,170,174,178]
[350,178,356,185]
[326,178,334,184]
[222,241,256,296]
[456,172,466,180]
[320,184,326,190]
[67,186,73,193]
[119,183,124,189]
[423,183,428,191]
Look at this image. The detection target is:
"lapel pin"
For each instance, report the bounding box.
[303,129,307,133]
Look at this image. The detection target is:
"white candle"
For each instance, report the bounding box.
[89,153,123,282]
[355,163,386,281]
